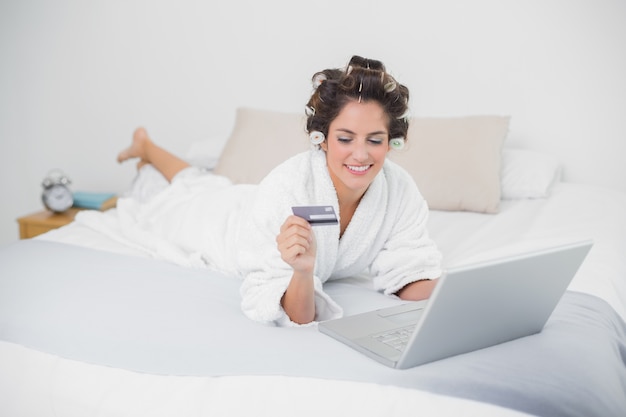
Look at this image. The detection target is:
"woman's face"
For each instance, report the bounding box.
[321,100,390,202]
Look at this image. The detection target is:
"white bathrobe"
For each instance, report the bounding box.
[74,149,442,327]
[238,149,442,326]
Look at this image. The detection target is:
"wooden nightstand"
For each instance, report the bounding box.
[17,208,82,239]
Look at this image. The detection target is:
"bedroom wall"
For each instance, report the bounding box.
[1,0,625,246]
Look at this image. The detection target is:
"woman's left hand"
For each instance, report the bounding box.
[396,278,438,301]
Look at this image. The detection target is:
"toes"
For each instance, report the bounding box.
[117,147,132,163]
[118,127,150,163]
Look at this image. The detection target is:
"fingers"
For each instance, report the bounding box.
[279,215,311,233]
[277,216,313,251]
[277,216,315,267]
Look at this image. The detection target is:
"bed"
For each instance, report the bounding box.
[1,108,625,417]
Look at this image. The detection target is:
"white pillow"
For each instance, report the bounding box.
[501,148,562,199]
[185,138,226,169]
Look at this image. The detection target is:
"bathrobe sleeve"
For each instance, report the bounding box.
[237,152,343,326]
[368,163,443,295]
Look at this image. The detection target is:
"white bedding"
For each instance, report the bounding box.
[428,182,626,322]
[40,181,626,321]
[0,340,533,417]
[2,181,625,417]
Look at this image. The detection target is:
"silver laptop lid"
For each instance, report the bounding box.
[396,239,593,368]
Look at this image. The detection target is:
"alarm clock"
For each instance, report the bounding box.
[41,170,74,213]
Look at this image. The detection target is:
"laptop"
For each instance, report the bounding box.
[319,239,593,369]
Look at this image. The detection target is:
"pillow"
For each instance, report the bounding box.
[214,108,510,213]
[501,148,561,199]
[388,116,510,213]
[213,107,309,184]
[185,137,226,169]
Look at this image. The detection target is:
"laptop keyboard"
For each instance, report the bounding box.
[373,325,415,351]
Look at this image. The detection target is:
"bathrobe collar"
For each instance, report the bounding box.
[309,149,388,279]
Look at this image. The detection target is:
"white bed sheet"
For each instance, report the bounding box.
[0,339,533,417]
[12,180,623,417]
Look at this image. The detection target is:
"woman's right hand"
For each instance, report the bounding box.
[277,215,317,324]
[276,215,317,274]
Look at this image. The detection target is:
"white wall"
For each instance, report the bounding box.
[1,0,625,246]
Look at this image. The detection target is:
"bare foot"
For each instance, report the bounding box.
[117,127,151,164]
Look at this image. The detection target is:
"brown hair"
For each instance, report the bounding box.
[305,55,410,141]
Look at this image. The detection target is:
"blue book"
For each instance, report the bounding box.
[73,191,118,210]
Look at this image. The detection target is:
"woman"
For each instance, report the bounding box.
[117,55,442,326]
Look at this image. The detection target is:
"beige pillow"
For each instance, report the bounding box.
[213,107,309,184]
[214,107,509,213]
[388,116,510,213]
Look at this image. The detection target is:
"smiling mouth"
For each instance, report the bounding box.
[346,164,372,173]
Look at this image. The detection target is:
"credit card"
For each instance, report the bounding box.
[292,205,338,226]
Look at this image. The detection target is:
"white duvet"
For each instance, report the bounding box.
[60,150,443,326]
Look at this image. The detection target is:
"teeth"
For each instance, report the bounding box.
[347,165,370,172]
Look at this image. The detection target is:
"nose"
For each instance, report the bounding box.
[352,140,369,162]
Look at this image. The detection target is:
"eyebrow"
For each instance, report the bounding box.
[335,128,388,136]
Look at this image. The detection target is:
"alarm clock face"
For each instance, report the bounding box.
[42,183,74,212]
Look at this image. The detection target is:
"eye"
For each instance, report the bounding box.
[337,137,352,143]
[368,137,385,145]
